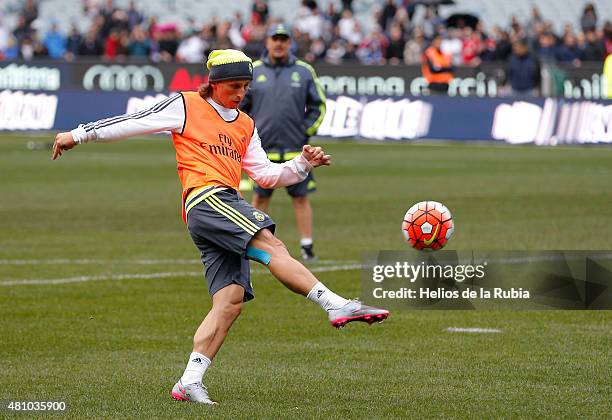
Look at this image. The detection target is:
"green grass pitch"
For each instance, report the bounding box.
[1,134,611,418]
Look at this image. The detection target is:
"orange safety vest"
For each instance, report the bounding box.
[421,46,453,84]
[172,91,255,221]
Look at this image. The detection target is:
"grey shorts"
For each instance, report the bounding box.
[254,171,316,198]
[186,188,275,302]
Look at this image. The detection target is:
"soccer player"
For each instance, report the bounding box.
[240,24,325,262]
[52,49,389,405]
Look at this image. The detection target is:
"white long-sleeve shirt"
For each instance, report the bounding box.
[70,94,313,189]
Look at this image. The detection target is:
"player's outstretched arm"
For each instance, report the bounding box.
[52,132,77,160]
[301,144,331,168]
[51,93,186,161]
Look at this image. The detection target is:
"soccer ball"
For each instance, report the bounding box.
[402,201,454,250]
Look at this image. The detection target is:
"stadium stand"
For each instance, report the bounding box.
[2,0,611,33]
[1,0,611,65]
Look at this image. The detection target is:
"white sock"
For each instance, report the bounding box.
[180,352,211,385]
[307,281,349,311]
[300,238,313,247]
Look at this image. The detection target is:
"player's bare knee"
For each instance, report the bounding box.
[247,229,289,265]
[252,195,269,208]
[269,236,286,253]
[217,300,242,322]
[292,196,308,206]
[255,229,287,253]
[251,228,275,246]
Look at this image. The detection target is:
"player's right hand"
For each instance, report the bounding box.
[52,132,77,160]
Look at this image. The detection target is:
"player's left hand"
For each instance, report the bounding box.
[302,144,331,168]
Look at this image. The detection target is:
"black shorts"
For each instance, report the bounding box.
[254,172,316,198]
[186,188,275,301]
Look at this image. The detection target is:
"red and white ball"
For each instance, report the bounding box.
[402,201,454,250]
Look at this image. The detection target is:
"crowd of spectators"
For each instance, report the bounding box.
[0,0,611,66]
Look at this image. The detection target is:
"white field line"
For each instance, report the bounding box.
[447,327,502,333]
[3,252,610,287]
[2,253,610,267]
[0,263,365,286]
[0,271,203,286]
[0,258,201,265]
